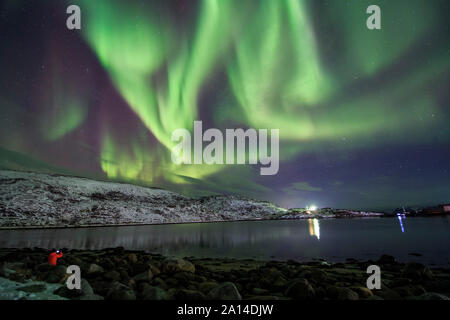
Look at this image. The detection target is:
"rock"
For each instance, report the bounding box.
[327,287,359,300]
[252,288,270,295]
[100,258,115,270]
[402,262,433,280]
[104,270,121,281]
[107,282,136,300]
[127,253,138,264]
[308,269,329,282]
[173,271,197,285]
[35,263,53,273]
[133,269,154,283]
[376,288,402,300]
[148,264,161,276]
[409,285,426,296]
[199,281,218,294]
[422,279,450,293]
[16,284,46,293]
[54,265,68,277]
[0,262,17,277]
[65,257,83,268]
[390,278,412,288]
[378,255,397,265]
[141,285,168,300]
[127,278,136,290]
[166,278,178,287]
[334,281,353,288]
[351,287,373,298]
[166,288,177,300]
[131,262,148,275]
[314,286,326,299]
[151,277,168,290]
[285,279,315,299]
[162,258,195,274]
[87,263,104,275]
[271,275,288,291]
[393,286,414,297]
[415,292,449,300]
[44,265,68,284]
[207,282,242,300]
[54,279,103,300]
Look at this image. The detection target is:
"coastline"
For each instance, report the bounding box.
[0,214,446,231]
[0,215,377,230]
[2,169,447,229]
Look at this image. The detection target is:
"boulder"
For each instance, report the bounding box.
[43,265,67,283]
[376,288,403,300]
[198,281,218,294]
[252,288,270,295]
[390,278,412,288]
[415,292,449,300]
[351,286,373,299]
[148,264,161,276]
[207,282,242,300]
[133,269,154,283]
[127,253,138,264]
[103,270,121,281]
[162,258,195,274]
[151,277,168,290]
[308,269,329,282]
[327,286,359,300]
[393,286,414,297]
[285,279,315,299]
[54,278,103,300]
[87,263,104,275]
[107,281,136,300]
[141,285,168,300]
[402,262,433,280]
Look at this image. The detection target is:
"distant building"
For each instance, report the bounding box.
[439,204,450,213]
[423,206,445,215]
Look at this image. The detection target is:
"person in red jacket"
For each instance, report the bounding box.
[48,250,63,266]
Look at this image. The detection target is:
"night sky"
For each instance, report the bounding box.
[0,0,449,210]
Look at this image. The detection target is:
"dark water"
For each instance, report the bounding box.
[0,217,449,266]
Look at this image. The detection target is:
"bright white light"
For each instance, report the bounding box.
[313,218,320,240]
[309,205,317,211]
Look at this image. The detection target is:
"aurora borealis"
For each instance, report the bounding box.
[0,0,449,210]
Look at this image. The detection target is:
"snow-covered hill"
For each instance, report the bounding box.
[0,170,286,228]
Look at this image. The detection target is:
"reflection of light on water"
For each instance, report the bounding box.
[397,213,405,233]
[308,218,320,240]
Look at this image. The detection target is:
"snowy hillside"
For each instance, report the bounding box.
[0,170,286,228]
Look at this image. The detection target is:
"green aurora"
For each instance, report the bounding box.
[0,0,449,209]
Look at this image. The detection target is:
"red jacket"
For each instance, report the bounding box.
[48,251,63,266]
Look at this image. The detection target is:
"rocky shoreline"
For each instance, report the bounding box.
[0,248,449,300]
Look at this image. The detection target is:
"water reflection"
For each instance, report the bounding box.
[397,214,406,233]
[308,218,320,240]
[0,218,449,265]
